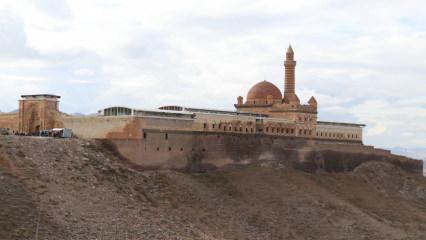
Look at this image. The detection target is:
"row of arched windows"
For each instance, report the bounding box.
[202,122,313,137]
[265,126,295,135]
[203,122,255,133]
[298,116,314,122]
[317,131,359,139]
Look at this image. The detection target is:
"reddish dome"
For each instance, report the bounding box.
[247,80,282,101]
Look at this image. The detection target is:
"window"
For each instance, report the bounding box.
[212,124,215,129]
[266,127,269,132]
[240,127,242,132]
[299,129,302,135]
[304,130,307,135]
[291,129,294,134]
[165,133,168,140]
[180,148,183,151]
[169,147,172,151]
[143,132,147,139]
[156,147,160,151]
[203,123,207,129]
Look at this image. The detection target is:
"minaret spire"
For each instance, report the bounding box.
[283,44,299,104]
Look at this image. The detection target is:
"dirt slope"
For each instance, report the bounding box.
[0,136,425,240]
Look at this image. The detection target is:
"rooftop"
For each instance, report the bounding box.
[317,121,366,127]
[21,94,61,99]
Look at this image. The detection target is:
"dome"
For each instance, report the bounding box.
[247,80,282,101]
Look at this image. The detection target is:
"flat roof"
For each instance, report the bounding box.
[21,94,61,99]
[159,105,268,117]
[317,121,366,127]
[98,106,195,117]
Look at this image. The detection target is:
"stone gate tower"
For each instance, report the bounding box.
[18,94,62,134]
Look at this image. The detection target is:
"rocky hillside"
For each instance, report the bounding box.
[0,136,425,240]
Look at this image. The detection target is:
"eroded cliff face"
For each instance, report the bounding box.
[0,136,425,240]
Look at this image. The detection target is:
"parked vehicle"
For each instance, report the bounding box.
[0,128,10,135]
[51,128,73,138]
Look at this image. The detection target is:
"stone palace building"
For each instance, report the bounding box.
[0,46,422,174]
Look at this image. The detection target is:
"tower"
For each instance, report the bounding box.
[18,94,61,134]
[283,45,300,104]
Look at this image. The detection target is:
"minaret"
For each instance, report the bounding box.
[283,45,300,104]
[284,45,296,95]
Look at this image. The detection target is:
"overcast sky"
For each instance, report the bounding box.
[0,0,425,152]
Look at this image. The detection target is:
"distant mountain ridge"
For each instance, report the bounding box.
[391,147,426,160]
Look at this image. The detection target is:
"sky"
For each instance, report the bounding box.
[0,0,425,154]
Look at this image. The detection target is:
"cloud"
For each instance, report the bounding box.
[0,0,426,149]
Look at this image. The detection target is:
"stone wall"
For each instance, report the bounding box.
[62,116,138,139]
[0,113,19,131]
[62,115,195,139]
[103,130,423,175]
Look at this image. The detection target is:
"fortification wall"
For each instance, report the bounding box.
[62,115,195,139]
[0,113,18,131]
[61,116,135,139]
[103,130,423,175]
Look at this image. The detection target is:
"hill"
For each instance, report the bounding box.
[0,136,425,240]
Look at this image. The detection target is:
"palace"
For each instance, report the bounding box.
[0,46,422,174]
